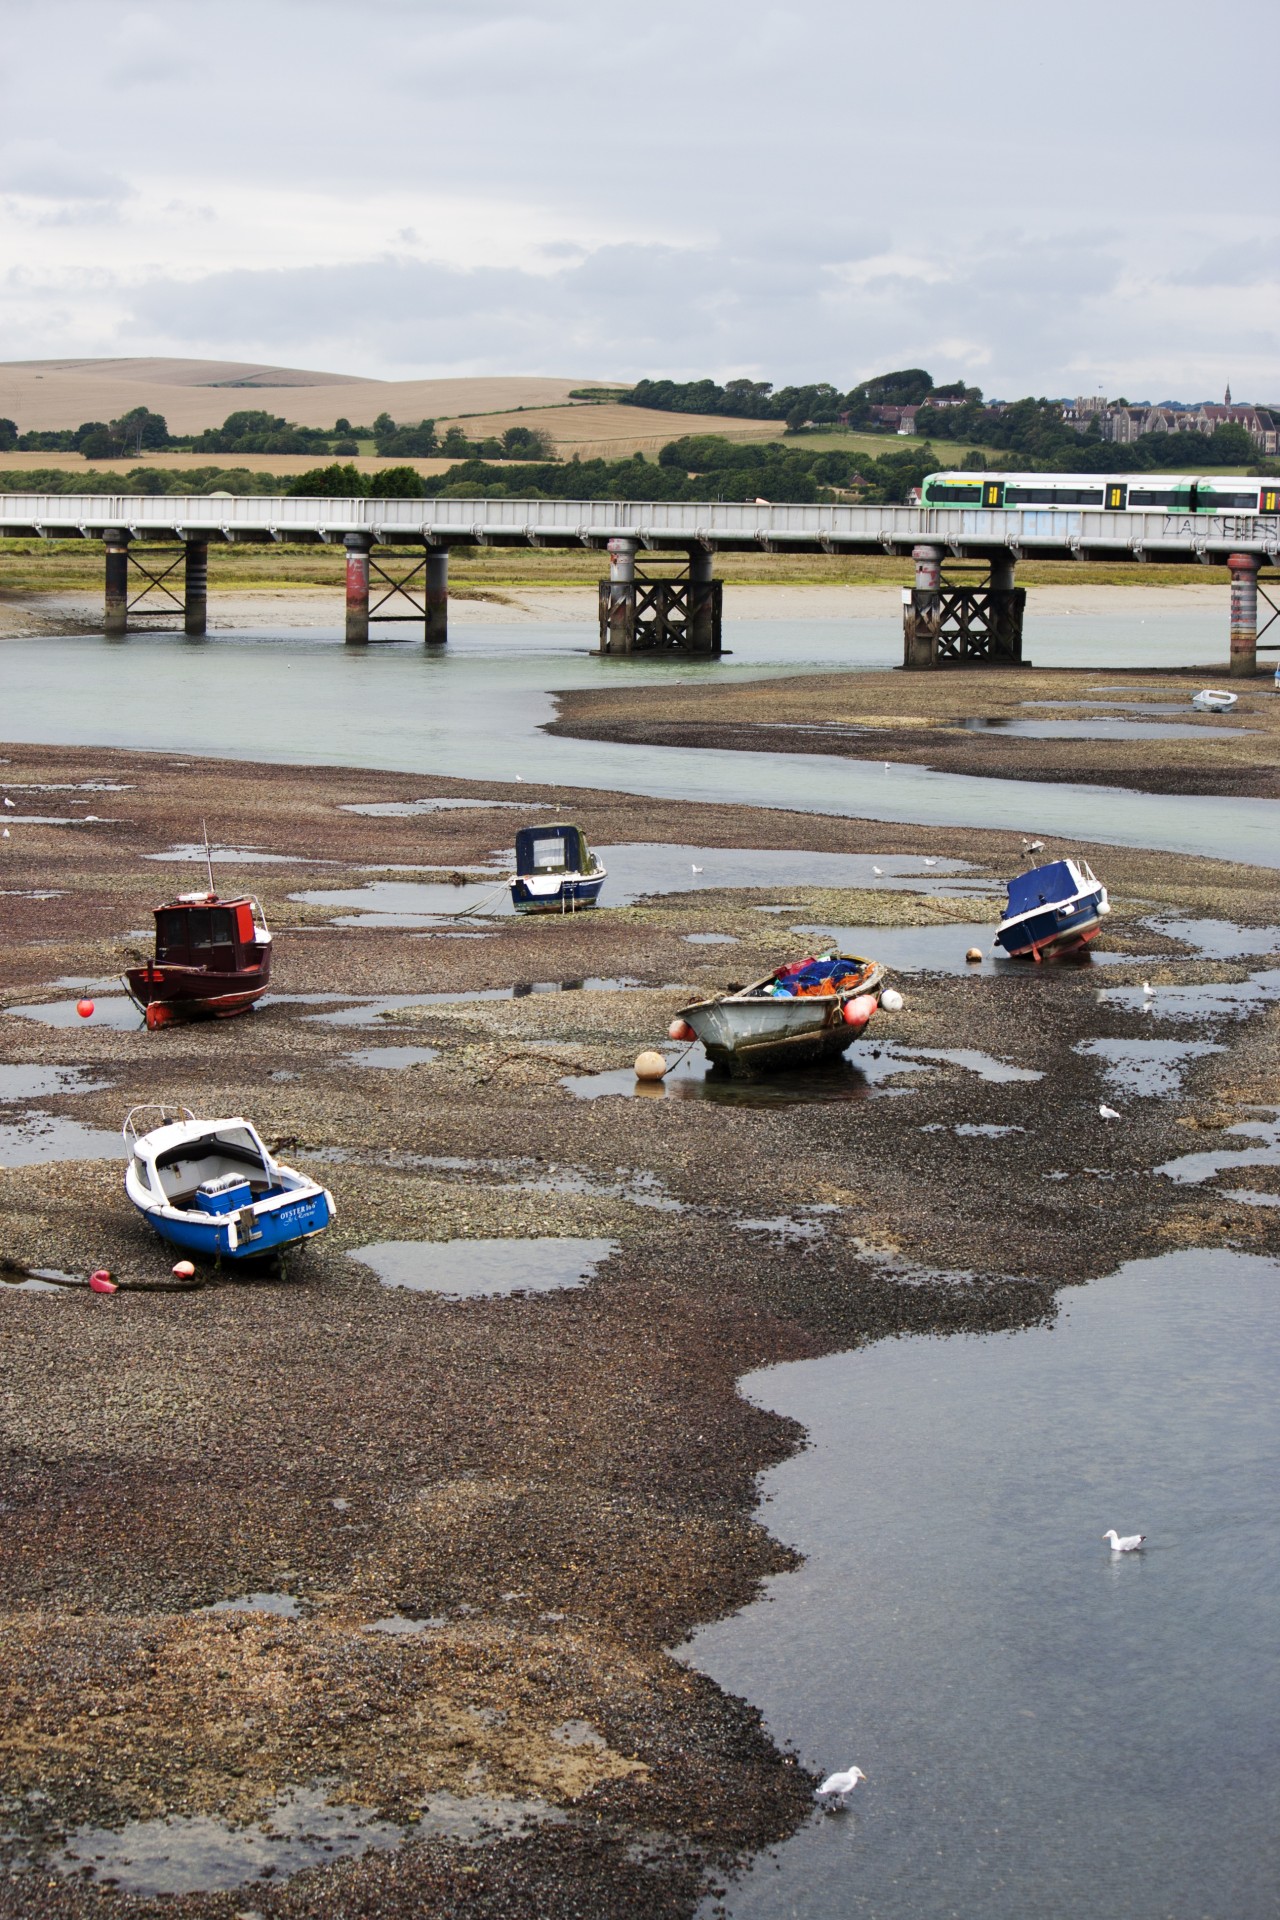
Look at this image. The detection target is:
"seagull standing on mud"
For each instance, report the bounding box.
[1103,1529,1146,1553]
[815,1766,866,1809]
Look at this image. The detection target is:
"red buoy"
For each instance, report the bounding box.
[76,999,94,1019]
[88,1269,117,1293]
[668,1018,696,1042]
[842,994,877,1030]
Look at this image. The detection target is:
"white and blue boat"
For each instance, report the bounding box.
[995,858,1110,962]
[123,1107,335,1261]
[509,823,606,915]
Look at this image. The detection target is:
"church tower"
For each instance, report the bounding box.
[1225,382,1232,405]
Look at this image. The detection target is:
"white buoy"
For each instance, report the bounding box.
[634,1050,668,1082]
[879,987,904,1013]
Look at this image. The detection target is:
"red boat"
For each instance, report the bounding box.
[124,892,273,1029]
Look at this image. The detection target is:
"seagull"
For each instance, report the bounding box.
[924,857,937,866]
[1,828,8,839]
[1103,1529,1145,1553]
[872,865,883,877]
[884,763,891,773]
[1142,981,1155,997]
[816,1766,866,1809]
[2,797,14,808]
[691,864,703,873]
[1099,1104,1121,1120]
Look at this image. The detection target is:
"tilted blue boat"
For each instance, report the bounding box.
[123,1107,334,1261]
[509,822,606,915]
[995,858,1110,962]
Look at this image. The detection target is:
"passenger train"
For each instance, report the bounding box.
[920,472,1278,514]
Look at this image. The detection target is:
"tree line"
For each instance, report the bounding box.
[0,408,555,463]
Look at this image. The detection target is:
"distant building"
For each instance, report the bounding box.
[868,403,921,434]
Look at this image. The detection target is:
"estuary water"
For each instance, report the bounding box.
[2,607,1277,866]
[687,1250,1280,1920]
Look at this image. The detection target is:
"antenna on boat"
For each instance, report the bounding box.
[201,819,216,898]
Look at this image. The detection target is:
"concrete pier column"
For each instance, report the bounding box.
[344,532,373,644]
[687,545,722,653]
[103,529,130,636]
[600,536,639,652]
[903,543,944,668]
[1228,553,1259,677]
[183,539,208,636]
[424,545,448,645]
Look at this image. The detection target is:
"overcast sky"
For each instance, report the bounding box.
[1,0,1275,399]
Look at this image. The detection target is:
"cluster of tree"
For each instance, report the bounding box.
[0,465,305,496]
[283,436,938,505]
[372,415,556,461]
[187,410,338,456]
[0,406,172,457]
[623,370,982,432]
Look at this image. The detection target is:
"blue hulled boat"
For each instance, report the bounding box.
[123,1107,334,1261]
[995,858,1110,962]
[509,823,606,915]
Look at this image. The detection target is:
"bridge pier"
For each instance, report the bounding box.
[597,541,722,654]
[344,532,372,644]
[1228,553,1259,677]
[904,547,1025,668]
[183,539,208,637]
[103,530,131,636]
[425,545,448,645]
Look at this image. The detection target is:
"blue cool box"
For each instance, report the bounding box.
[195,1179,252,1215]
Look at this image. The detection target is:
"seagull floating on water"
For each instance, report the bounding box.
[1103,1529,1145,1553]
[816,1766,866,1809]
[872,865,883,877]
[1099,1104,1121,1120]
[691,864,703,873]
[924,857,937,866]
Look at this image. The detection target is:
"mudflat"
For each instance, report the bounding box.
[550,661,1280,798]
[0,742,1277,1917]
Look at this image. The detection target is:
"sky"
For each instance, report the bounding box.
[0,0,1275,400]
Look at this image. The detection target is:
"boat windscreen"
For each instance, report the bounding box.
[155,1127,267,1172]
[515,825,586,874]
[1004,860,1080,915]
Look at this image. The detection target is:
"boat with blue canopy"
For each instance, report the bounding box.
[995,858,1109,962]
[509,822,606,915]
[123,1106,334,1261]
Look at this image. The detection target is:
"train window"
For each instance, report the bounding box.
[1005,486,1103,507]
[928,483,983,503]
[1199,492,1258,511]
[1129,490,1188,508]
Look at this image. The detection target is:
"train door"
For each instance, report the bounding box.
[1104,482,1128,511]
[983,480,1005,509]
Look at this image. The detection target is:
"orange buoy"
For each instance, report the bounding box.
[842,994,877,1030]
[76,999,94,1019]
[145,1002,178,1030]
[88,1269,117,1293]
[634,1049,668,1081]
[667,1019,696,1042]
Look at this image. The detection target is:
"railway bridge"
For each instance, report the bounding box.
[1,492,1276,675]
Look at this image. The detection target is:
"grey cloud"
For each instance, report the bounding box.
[1169,243,1280,289]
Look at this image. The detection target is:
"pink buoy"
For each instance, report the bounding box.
[76,999,94,1019]
[668,1019,696,1042]
[88,1269,117,1293]
[172,1260,196,1279]
[842,994,877,1030]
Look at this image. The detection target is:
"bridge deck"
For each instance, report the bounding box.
[1,494,1277,562]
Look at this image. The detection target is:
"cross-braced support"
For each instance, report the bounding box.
[102,532,209,636]
[345,537,448,643]
[903,548,1025,669]
[596,542,722,654]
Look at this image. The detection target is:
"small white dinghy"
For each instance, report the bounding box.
[1191,688,1238,712]
[124,1106,335,1261]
